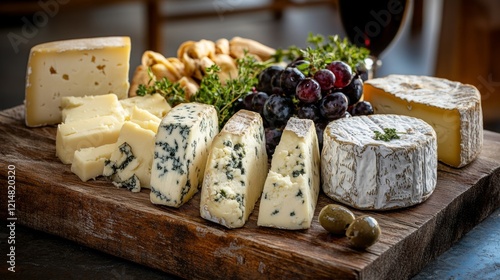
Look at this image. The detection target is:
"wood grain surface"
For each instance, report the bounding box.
[1,105,499,279]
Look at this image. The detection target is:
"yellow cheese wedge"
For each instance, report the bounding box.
[119,93,171,119]
[25,36,131,127]
[364,75,483,168]
[71,143,116,182]
[56,115,123,164]
[61,94,126,123]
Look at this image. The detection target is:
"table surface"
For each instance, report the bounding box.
[1,105,500,279]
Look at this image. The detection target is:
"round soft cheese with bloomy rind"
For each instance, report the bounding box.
[321,114,438,210]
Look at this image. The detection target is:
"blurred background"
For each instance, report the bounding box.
[0,0,499,133]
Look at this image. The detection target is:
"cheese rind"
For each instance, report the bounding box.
[103,121,156,192]
[200,110,268,228]
[363,75,483,168]
[321,114,438,210]
[150,103,218,208]
[257,117,320,230]
[25,36,131,127]
[71,143,116,182]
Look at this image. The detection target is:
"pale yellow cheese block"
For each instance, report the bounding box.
[61,94,126,123]
[364,75,483,168]
[71,143,116,182]
[25,36,131,127]
[119,93,171,119]
[56,115,123,164]
[129,106,161,133]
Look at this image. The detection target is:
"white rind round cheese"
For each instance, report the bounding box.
[321,114,438,210]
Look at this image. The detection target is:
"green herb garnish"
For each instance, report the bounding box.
[374,128,400,141]
[272,33,370,75]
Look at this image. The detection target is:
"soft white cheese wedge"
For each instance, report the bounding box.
[150,103,218,208]
[200,110,268,229]
[321,114,438,210]
[103,121,157,192]
[257,117,320,230]
[364,75,483,168]
[25,36,131,127]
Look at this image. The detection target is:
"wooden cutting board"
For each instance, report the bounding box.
[1,105,499,279]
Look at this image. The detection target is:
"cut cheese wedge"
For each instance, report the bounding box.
[71,143,116,182]
[200,110,268,229]
[257,117,320,230]
[25,36,131,127]
[150,103,218,208]
[364,75,483,168]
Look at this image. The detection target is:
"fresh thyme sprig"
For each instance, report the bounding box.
[373,128,401,141]
[272,33,370,75]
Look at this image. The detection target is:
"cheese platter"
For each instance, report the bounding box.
[1,34,500,279]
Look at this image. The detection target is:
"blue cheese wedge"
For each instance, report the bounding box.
[150,103,218,208]
[103,121,156,192]
[200,110,268,228]
[257,117,320,230]
[321,114,438,210]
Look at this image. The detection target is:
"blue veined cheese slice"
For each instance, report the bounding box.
[321,114,438,210]
[257,117,320,230]
[103,121,156,192]
[200,110,267,228]
[150,103,218,208]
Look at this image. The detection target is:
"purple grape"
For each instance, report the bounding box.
[279,67,306,96]
[251,91,269,115]
[351,101,374,116]
[326,61,353,89]
[263,94,295,128]
[257,65,284,94]
[313,69,336,92]
[265,127,283,158]
[342,75,363,106]
[271,70,284,95]
[319,92,348,121]
[355,62,369,81]
[242,92,256,110]
[297,103,321,122]
[296,78,322,104]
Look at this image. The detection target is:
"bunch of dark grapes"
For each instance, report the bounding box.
[236,60,373,157]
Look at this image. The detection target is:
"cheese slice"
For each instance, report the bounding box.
[25,36,131,127]
[56,115,123,164]
[120,93,171,119]
[150,103,218,208]
[321,114,438,210]
[200,110,268,229]
[71,143,116,182]
[364,75,483,168]
[257,117,320,230]
[103,121,156,192]
[129,106,161,133]
[61,93,126,123]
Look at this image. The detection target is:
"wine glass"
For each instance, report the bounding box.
[338,0,413,78]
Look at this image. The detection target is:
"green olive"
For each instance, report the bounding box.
[318,204,355,235]
[346,215,381,249]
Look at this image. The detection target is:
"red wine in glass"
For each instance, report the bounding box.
[339,0,411,76]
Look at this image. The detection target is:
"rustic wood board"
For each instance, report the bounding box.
[1,105,499,279]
